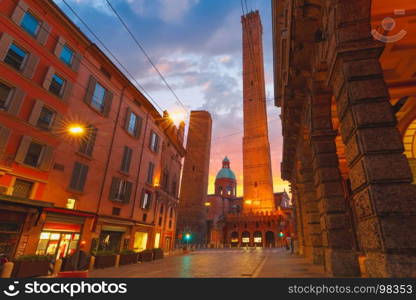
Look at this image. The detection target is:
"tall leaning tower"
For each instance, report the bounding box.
[177,111,212,244]
[242,11,275,213]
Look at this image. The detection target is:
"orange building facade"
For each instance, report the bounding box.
[0,0,185,260]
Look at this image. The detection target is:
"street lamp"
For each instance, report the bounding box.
[67,124,85,136]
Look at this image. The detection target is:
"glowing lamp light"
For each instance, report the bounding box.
[80,240,87,246]
[245,200,252,205]
[185,233,191,240]
[279,232,285,238]
[204,202,211,207]
[68,124,85,136]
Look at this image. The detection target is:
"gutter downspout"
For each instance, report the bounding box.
[93,86,127,231]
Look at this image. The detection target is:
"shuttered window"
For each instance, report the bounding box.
[49,74,65,96]
[23,141,43,167]
[60,45,74,66]
[84,76,113,116]
[5,43,27,70]
[0,82,13,109]
[125,108,142,138]
[147,162,155,184]
[120,146,133,173]
[79,125,97,157]
[69,162,89,192]
[109,177,132,203]
[149,131,159,152]
[20,11,40,37]
[141,191,152,210]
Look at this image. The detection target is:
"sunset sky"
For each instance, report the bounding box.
[55,0,290,196]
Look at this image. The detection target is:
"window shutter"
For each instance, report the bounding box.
[7,87,25,116]
[69,162,81,190]
[103,90,113,117]
[135,116,143,138]
[28,99,44,126]
[54,36,65,57]
[15,135,32,164]
[121,146,132,173]
[123,181,133,203]
[109,177,121,200]
[71,52,82,72]
[39,145,54,171]
[42,66,55,90]
[37,22,51,46]
[149,131,153,148]
[126,147,132,172]
[78,164,88,191]
[51,113,63,135]
[84,75,96,104]
[11,0,28,25]
[0,32,12,62]
[62,81,73,102]
[22,53,39,79]
[155,135,160,152]
[124,107,131,132]
[0,126,11,158]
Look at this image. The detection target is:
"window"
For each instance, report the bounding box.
[49,74,65,96]
[109,178,132,203]
[169,220,172,229]
[69,162,89,192]
[20,11,40,37]
[160,205,164,215]
[5,44,27,70]
[149,132,159,152]
[79,126,97,157]
[147,162,155,184]
[91,82,106,112]
[161,169,169,190]
[23,142,43,167]
[12,179,33,199]
[36,106,55,131]
[112,207,121,216]
[0,82,13,109]
[120,146,133,173]
[169,207,174,218]
[60,45,74,66]
[126,111,142,137]
[158,216,162,226]
[141,191,152,210]
[66,198,76,209]
[142,213,147,222]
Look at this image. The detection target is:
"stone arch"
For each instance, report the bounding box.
[241,231,250,246]
[324,0,416,277]
[265,231,275,248]
[253,231,262,247]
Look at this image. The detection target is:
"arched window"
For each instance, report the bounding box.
[404,120,416,183]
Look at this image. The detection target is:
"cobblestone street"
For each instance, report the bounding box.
[89,249,326,278]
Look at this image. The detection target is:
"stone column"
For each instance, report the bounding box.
[296,146,324,265]
[292,185,305,255]
[327,0,416,277]
[310,130,360,276]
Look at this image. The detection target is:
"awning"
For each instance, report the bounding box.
[44,207,96,218]
[99,217,135,227]
[0,195,54,208]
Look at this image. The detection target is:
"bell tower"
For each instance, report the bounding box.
[241,11,275,213]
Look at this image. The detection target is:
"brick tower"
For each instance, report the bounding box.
[242,11,275,213]
[177,111,212,244]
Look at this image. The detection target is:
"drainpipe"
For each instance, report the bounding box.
[94,86,127,227]
[130,111,151,219]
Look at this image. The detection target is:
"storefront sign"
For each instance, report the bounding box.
[242,237,250,243]
[254,237,262,243]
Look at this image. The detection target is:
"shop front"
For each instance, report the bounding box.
[96,218,134,253]
[0,195,54,259]
[35,211,90,260]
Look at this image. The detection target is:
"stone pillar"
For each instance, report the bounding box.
[292,186,304,255]
[327,0,416,277]
[296,146,324,265]
[310,130,360,276]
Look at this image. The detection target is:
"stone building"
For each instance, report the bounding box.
[177,110,212,244]
[272,0,416,277]
[206,157,294,247]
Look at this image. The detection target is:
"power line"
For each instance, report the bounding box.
[60,0,165,113]
[104,0,188,115]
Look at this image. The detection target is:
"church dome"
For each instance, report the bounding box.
[216,156,236,180]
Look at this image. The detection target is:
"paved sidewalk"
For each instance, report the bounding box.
[88,248,327,278]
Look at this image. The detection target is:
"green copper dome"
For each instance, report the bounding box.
[216,156,236,180]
